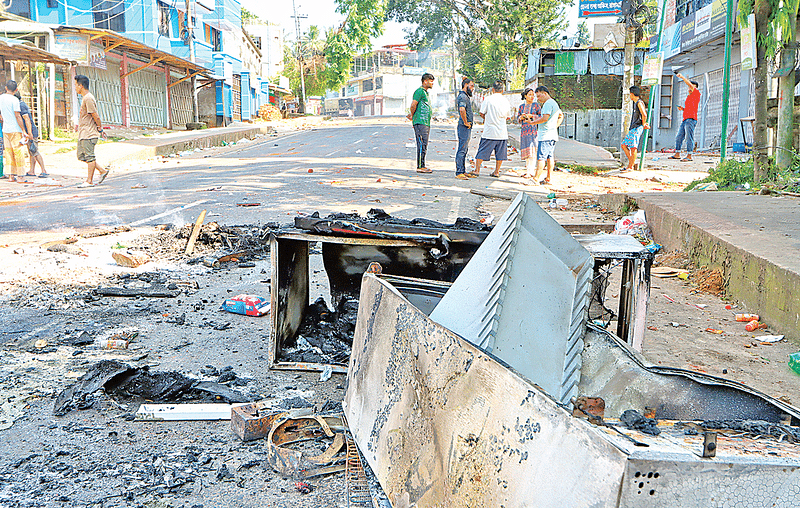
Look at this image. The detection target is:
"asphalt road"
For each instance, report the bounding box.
[0,119,489,233]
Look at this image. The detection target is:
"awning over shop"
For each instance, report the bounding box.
[54,27,211,79]
[0,37,75,65]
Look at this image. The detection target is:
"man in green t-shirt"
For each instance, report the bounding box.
[407,73,434,173]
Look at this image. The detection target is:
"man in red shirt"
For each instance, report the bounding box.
[670,73,701,162]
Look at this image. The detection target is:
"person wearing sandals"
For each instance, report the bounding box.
[0,80,29,183]
[527,86,563,185]
[517,87,541,180]
[670,73,700,162]
[471,80,511,178]
[454,78,475,180]
[74,75,110,188]
[14,91,48,178]
[407,73,435,173]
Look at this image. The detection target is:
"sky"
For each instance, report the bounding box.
[240,0,605,48]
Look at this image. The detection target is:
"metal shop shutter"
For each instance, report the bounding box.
[704,64,740,148]
[232,74,241,122]
[128,66,167,128]
[78,62,122,126]
[169,78,194,127]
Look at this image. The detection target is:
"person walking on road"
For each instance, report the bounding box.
[0,80,29,183]
[517,87,542,179]
[455,78,475,180]
[527,85,563,185]
[407,73,435,173]
[470,80,511,178]
[621,86,649,171]
[671,73,700,162]
[14,91,48,178]
[74,75,110,188]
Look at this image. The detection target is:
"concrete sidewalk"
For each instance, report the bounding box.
[600,191,800,341]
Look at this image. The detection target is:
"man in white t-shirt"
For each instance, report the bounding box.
[469,80,511,178]
[528,86,564,185]
[0,80,28,182]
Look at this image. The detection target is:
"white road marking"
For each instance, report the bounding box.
[353,139,364,144]
[446,196,462,223]
[130,199,210,226]
[325,150,340,156]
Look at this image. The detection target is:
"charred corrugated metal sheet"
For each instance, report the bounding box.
[345,274,628,507]
[429,192,593,404]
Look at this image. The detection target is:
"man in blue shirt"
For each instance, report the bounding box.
[455,78,475,180]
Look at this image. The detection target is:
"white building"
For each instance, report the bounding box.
[244,21,284,80]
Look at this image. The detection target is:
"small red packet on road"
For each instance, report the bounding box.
[220,294,270,316]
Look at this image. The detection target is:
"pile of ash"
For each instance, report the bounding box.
[279,297,359,366]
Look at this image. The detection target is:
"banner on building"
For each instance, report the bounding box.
[89,44,107,70]
[740,13,756,71]
[54,33,89,63]
[641,53,663,86]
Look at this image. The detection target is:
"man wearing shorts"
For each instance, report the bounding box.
[471,80,511,178]
[621,85,649,171]
[528,86,562,185]
[0,80,28,183]
[75,74,110,188]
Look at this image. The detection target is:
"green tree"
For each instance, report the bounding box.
[576,21,590,47]
[386,0,568,87]
[322,0,387,90]
[241,7,259,23]
[284,26,330,97]
[738,0,800,177]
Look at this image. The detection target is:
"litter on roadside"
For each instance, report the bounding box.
[219,294,270,316]
[136,403,249,421]
[757,335,785,343]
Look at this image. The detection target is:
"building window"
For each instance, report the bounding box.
[363,79,373,92]
[92,0,125,32]
[7,0,31,18]
[158,1,170,37]
[47,0,57,8]
[204,24,222,52]
[375,76,382,89]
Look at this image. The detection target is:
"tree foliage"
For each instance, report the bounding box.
[241,8,259,23]
[386,0,568,87]
[284,25,329,97]
[738,0,799,58]
[576,21,591,47]
[322,0,387,90]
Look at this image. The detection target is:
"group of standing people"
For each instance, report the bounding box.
[0,80,47,182]
[0,75,110,187]
[408,74,564,185]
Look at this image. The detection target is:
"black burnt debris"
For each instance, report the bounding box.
[54,360,256,416]
[279,297,357,366]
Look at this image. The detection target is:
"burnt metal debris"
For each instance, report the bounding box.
[54,360,255,416]
[269,210,488,373]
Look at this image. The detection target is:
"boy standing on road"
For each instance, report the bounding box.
[407,73,435,173]
[621,86,649,171]
[528,86,563,185]
[74,75,110,188]
[471,80,511,178]
[455,78,474,180]
[671,73,701,162]
[0,80,28,183]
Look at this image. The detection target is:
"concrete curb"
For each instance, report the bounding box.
[599,192,800,341]
[97,125,276,166]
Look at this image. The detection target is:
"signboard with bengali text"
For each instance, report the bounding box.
[54,33,89,64]
[579,0,623,17]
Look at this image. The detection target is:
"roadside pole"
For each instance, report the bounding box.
[637,0,669,170]
[185,0,199,123]
[719,0,735,160]
[621,29,635,160]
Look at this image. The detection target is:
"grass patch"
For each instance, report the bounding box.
[555,162,609,175]
[53,127,78,143]
[54,145,76,154]
[684,155,798,191]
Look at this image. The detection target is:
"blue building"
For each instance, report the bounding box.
[6,0,266,126]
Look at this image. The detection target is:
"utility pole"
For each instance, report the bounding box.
[372,51,377,115]
[185,0,199,124]
[719,0,735,161]
[291,0,307,113]
[621,28,635,162]
[637,0,668,170]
